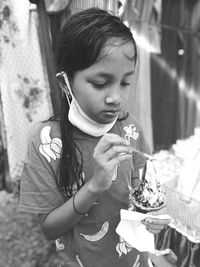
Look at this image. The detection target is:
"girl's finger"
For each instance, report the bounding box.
[144,218,169,232]
[146,223,165,231]
[145,218,170,225]
[148,206,168,216]
[147,227,163,234]
[108,152,132,166]
[104,145,133,161]
[95,133,128,154]
[144,219,169,230]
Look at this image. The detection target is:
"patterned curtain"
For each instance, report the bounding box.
[151,0,200,149]
[0,0,53,180]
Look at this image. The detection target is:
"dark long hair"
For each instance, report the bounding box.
[55,8,137,198]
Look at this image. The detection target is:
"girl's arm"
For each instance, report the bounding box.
[40,133,133,240]
[39,180,100,240]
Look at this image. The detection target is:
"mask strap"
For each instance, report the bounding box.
[56,71,74,106]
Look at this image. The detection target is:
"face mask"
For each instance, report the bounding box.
[56,72,118,137]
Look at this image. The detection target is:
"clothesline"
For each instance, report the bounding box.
[128,18,200,37]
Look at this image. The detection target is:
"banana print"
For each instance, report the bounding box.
[39,126,62,162]
[50,137,62,157]
[80,221,109,242]
[132,255,140,267]
[116,239,133,257]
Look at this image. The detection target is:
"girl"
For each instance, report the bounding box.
[19,8,169,267]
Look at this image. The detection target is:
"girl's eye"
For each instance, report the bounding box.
[91,82,108,89]
[121,82,130,87]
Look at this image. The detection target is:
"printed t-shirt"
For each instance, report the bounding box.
[19,113,151,267]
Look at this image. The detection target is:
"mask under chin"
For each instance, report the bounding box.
[68,98,118,137]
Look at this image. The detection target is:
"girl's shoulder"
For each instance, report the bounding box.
[25,120,62,169]
[27,120,61,144]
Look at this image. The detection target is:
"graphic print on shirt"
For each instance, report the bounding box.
[112,123,139,182]
[39,125,87,199]
[123,124,139,144]
[114,124,140,258]
[116,238,133,257]
[55,238,65,251]
[116,239,141,266]
[39,126,62,162]
[132,254,141,267]
[80,221,109,242]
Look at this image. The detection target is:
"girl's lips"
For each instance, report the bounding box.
[103,109,121,114]
[103,110,120,117]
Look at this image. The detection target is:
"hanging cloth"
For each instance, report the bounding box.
[122,0,162,152]
[0,0,52,180]
[69,0,118,15]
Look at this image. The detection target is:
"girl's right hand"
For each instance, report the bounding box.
[89,133,133,193]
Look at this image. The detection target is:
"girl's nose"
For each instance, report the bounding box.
[105,87,122,105]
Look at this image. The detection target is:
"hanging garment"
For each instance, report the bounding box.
[0,0,52,180]
[122,0,162,152]
[69,0,118,15]
[151,0,200,149]
[180,0,200,138]
[44,0,70,13]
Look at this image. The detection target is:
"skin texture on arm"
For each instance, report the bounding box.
[39,180,100,240]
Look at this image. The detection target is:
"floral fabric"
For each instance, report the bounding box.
[0,0,52,180]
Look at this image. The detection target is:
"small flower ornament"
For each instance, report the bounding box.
[123,124,139,144]
[55,239,65,251]
[39,126,62,162]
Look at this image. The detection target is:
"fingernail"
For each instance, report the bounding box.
[125,139,130,145]
[146,219,152,223]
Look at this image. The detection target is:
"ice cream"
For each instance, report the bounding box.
[131,160,165,212]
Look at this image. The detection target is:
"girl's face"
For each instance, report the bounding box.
[71,40,136,124]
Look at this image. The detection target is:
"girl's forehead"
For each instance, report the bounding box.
[87,41,136,74]
[100,39,136,60]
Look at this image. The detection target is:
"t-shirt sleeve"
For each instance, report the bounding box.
[18,124,64,214]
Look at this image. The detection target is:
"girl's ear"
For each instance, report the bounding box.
[56,72,73,105]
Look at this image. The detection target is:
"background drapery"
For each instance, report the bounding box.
[179,0,200,138]
[156,227,200,267]
[69,0,118,15]
[151,0,200,150]
[122,0,162,152]
[0,0,52,180]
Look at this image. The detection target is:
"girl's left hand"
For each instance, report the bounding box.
[142,207,170,234]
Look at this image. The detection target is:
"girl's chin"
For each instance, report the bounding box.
[98,115,118,124]
[100,111,120,123]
